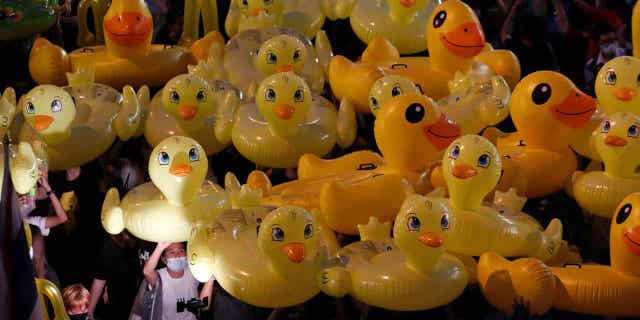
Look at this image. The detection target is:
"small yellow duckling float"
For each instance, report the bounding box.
[329,0,521,114]
[319,195,467,311]
[18,70,141,171]
[489,71,597,198]
[210,28,331,95]
[368,75,421,116]
[324,0,441,54]
[572,112,640,218]
[439,135,563,261]
[143,73,240,155]
[29,0,223,89]
[101,136,228,242]
[479,193,640,317]
[225,0,325,39]
[216,72,356,168]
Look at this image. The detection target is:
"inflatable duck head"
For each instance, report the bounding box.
[611,193,640,276]
[149,136,207,206]
[375,93,460,171]
[103,0,153,58]
[238,0,284,19]
[595,56,640,115]
[510,71,596,150]
[161,74,214,129]
[256,34,307,75]
[386,0,429,23]
[22,85,76,145]
[443,135,501,210]
[427,0,486,73]
[369,75,420,116]
[394,194,450,272]
[257,206,317,274]
[595,112,640,178]
[256,72,312,137]
[0,87,17,138]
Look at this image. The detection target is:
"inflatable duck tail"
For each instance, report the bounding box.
[0,87,17,137]
[187,224,216,282]
[336,99,357,149]
[315,30,333,77]
[478,252,554,316]
[528,218,563,262]
[101,188,125,235]
[29,38,71,86]
[318,266,352,298]
[132,86,151,137]
[477,76,510,126]
[115,86,142,141]
[10,142,39,195]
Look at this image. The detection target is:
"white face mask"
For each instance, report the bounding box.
[166,257,188,272]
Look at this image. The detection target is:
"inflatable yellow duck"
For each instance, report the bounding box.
[29,0,223,89]
[329,0,521,114]
[216,72,356,168]
[319,196,467,311]
[490,71,597,198]
[211,28,331,95]
[101,136,228,242]
[18,71,141,171]
[324,0,440,54]
[368,75,421,116]
[573,112,640,218]
[225,0,325,39]
[439,135,563,261]
[143,73,240,155]
[479,192,640,317]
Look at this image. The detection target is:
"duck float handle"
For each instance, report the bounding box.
[77,0,108,46]
[181,0,219,46]
[36,278,70,320]
[633,0,640,57]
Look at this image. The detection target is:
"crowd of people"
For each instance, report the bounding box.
[8,0,638,319]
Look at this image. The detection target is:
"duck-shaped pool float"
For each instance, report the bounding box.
[479,193,640,317]
[572,112,640,218]
[489,71,597,198]
[18,71,141,171]
[0,1,57,41]
[143,73,240,156]
[101,136,228,242]
[216,72,356,168]
[225,0,325,39]
[28,0,223,89]
[258,93,459,234]
[324,0,441,54]
[319,195,467,311]
[329,0,521,114]
[439,135,563,261]
[211,28,331,95]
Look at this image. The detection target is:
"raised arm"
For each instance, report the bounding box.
[143,242,170,288]
[39,166,68,228]
[199,277,215,308]
[88,278,106,317]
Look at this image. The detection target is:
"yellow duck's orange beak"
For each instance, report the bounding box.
[282,242,305,263]
[249,7,266,17]
[605,135,628,147]
[452,163,478,179]
[440,22,486,58]
[275,64,294,73]
[104,12,152,46]
[550,89,596,129]
[273,104,295,120]
[33,115,54,131]
[419,232,443,248]
[423,114,461,151]
[399,0,417,7]
[170,163,192,177]
[177,105,198,120]
[615,87,637,101]
[623,226,640,256]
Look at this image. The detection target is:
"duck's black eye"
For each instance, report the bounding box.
[628,125,639,138]
[170,91,180,103]
[405,103,425,124]
[370,97,379,110]
[304,224,313,239]
[266,52,277,64]
[440,214,449,230]
[391,85,402,97]
[188,147,199,161]
[532,83,552,105]
[271,226,285,241]
[449,145,460,159]
[265,88,276,102]
[26,102,35,114]
[604,70,617,85]
[477,154,491,168]
[51,99,62,112]
[196,90,207,102]
[241,0,248,7]
[293,49,302,61]
[406,215,421,231]
[433,10,447,28]
[601,120,611,133]
[294,89,304,102]
[158,152,170,165]
[616,203,632,224]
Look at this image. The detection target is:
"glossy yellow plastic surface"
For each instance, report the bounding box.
[440,135,563,260]
[77,0,108,46]
[37,278,70,320]
[18,76,141,170]
[216,28,329,95]
[220,72,354,168]
[101,136,229,242]
[225,0,325,39]
[368,75,420,116]
[573,112,640,217]
[495,71,596,198]
[595,56,640,115]
[180,0,219,46]
[143,74,240,155]
[319,196,467,311]
[479,193,640,317]
[633,1,640,58]
[328,0,520,114]
[297,150,385,180]
[29,0,223,89]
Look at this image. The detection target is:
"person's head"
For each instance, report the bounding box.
[162,242,188,273]
[110,230,137,248]
[62,284,90,317]
[595,23,621,60]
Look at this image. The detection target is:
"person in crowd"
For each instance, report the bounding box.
[143,242,214,320]
[62,284,93,320]
[20,165,68,237]
[584,23,627,92]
